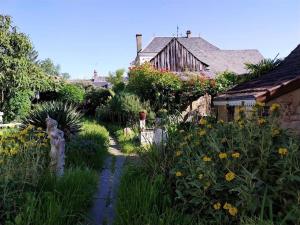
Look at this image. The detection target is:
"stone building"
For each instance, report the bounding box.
[214,44,300,134]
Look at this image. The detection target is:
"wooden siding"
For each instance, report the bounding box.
[150,38,206,72]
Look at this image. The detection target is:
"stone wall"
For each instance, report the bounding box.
[182,94,211,121]
[267,88,300,135]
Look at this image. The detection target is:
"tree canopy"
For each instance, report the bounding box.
[0,15,59,121]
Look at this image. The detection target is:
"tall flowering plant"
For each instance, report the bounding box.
[168,103,300,224]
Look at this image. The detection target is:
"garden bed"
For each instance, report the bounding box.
[114,104,300,225]
[0,120,109,225]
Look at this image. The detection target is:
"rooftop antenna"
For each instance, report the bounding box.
[176,25,179,37]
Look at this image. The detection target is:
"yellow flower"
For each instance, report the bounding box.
[176,151,183,157]
[37,127,43,131]
[176,171,183,177]
[255,101,265,107]
[207,124,212,129]
[199,130,206,136]
[238,121,244,128]
[272,128,280,137]
[225,171,236,182]
[198,174,204,180]
[213,202,221,210]
[228,206,238,216]
[232,152,240,158]
[237,107,245,113]
[199,118,207,125]
[203,156,212,162]
[218,152,227,159]
[270,103,280,112]
[257,118,266,125]
[223,202,232,210]
[278,147,288,156]
[218,119,224,124]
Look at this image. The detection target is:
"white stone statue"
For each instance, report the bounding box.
[46,116,65,176]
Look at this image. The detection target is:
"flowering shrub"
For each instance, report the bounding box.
[168,104,300,224]
[0,125,49,222]
[128,63,218,113]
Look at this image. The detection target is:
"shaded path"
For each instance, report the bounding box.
[89,137,126,225]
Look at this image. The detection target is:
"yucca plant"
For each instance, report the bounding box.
[22,101,82,139]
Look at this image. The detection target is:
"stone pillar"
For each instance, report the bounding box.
[139,119,146,131]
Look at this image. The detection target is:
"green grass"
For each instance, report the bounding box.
[98,121,140,154]
[14,168,98,225]
[66,120,110,169]
[114,165,196,225]
[114,128,139,154]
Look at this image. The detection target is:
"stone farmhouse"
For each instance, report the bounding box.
[214,44,300,134]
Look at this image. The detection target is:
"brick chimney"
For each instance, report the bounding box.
[93,70,98,81]
[186,30,191,38]
[136,34,142,54]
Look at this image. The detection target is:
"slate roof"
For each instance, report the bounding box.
[142,37,219,53]
[214,44,300,102]
[140,36,263,75]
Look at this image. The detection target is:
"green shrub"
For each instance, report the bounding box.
[166,104,300,224]
[215,71,238,93]
[128,63,182,113]
[3,90,33,122]
[66,120,109,169]
[58,83,85,104]
[128,63,224,114]
[22,101,82,139]
[96,92,145,125]
[84,88,114,115]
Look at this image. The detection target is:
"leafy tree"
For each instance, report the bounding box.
[107,69,125,85]
[61,72,71,79]
[58,83,85,104]
[84,88,114,115]
[107,69,126,93]
[0,15,58,121]
[39,58,61,76]
[215,71,238,93]
[28,48,39,64]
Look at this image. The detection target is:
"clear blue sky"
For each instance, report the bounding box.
[1,0,300,79]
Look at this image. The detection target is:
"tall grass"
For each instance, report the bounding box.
[14,168,98,225]
[66,120,109,169]
[114,165,196,225]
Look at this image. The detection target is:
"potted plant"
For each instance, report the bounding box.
[139,109,147,120]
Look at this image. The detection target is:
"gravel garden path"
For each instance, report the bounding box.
[89,137,126,225]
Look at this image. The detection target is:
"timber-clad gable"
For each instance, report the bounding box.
[133,30,264,77]
[151,38,208,72]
